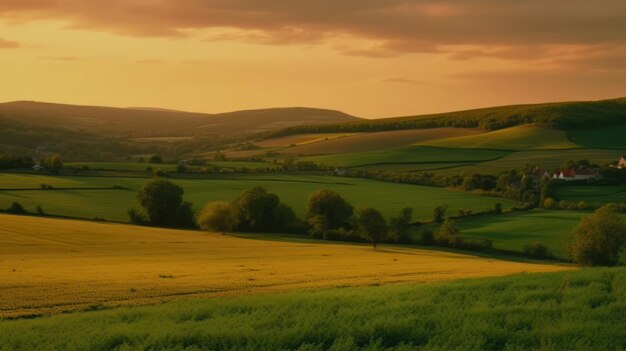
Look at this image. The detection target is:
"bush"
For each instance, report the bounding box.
[433,205,448,223]
[558,200,570,210]
[420,229,435,245]
[493,203,503,214]
[434,219,463,247]
[577,201,588,210]
[568,204,626,266]
[543,197,556,209]
[523,242,551,259]
[6,202,26,214]
[149,154,163,163]
[35,205,45,215]
[197,201,239,232]
[388,207,413,243]
[127,207,147,225]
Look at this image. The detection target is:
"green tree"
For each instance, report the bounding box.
[42,155,63,173]
[197,201,239,233]
[355,207,388,249]
[388,207,413,243]
[306,189,354,232]
[236,186,278,231]
[568,204,626,266]
[7,202,26,214]
[434,219,463,247]
[433,205,448,223]
[134,179,186,227]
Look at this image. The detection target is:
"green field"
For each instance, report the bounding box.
[304,146,509,168]
[419,125,578,150]
[65,161,277,171]
[568,124,626,149]
[555,186,626,204]
[0,173,519,221]
[454,210,626,259]
[1,268,623,350]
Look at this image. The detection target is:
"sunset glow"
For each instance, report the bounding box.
[1,1,625,117]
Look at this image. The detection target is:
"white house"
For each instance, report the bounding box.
[32,164,43,171]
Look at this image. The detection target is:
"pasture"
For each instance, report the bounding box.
[419,125,578,150]
[554,185,626,204]
[0,173,520,221]
[0,214,568,318]
[4,268,625,350]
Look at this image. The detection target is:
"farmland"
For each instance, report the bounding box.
[0,173,519,221]
[0,214,569,319]
[3,267,625,350]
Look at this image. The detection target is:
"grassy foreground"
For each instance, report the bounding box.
[1,268,624,350]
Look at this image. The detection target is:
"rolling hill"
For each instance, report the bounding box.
[0,101,360,138]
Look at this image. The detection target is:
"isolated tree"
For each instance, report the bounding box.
[433,205,448,223]
[41,155,63,173]
[135,179,185,227]
[388,207,413,243]
[306,189,354,231]
[568,204,626,266]
[197,201,239,232]
[355,207,388,249]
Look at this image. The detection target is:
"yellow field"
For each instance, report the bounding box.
[277,128,481,155]
[0,214,571,318]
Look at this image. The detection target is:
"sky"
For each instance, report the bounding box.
[0,0,625,118]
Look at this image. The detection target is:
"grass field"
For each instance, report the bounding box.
[420,125,579,150]
[568,124,626,149]
[454,210,626,259]
[65,161,277,171]
[0,214,569,319]
[305,146,509,168]
[554,185,626,204]
[277,128,480,156]
[4,268,625,350]
[0,173,520,221]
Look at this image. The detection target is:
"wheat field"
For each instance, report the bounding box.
[0,214,571,318]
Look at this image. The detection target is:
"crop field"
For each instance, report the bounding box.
[64,161,277,171]
[568,124,626,149]
[419,125,579,150]
[0,214,569,319]
[305,146,509,168]
[0,173,520,221]
[555,185,626,204]
[276,128,480,155]
[4,268,625,350]
[256,133,359,147]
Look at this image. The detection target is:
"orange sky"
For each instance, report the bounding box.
[0,1,625,118]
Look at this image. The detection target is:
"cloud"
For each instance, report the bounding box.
[0,0,625,62]
[378,76,424,85]
[0,37,19,48]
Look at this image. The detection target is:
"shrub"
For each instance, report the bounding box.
[35,205,45,215]
[420,229,435,245]
[197,201,239,232]
[523,242,551,259]
[149,154,163,163]
[493,203,503,214]
[543,197,556,209]
[577,201,588,210]
[127,207,147,225]
[558,200,570,210]
[434,219,463,247]
[568,204,626,266]
[388,207,413,243]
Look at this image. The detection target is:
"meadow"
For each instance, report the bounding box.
[0,173,519,221]
[3,267,625,350]
[0,214,568,319]
[555,185,626,204]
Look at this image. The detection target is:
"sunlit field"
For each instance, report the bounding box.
[0,214,570,318]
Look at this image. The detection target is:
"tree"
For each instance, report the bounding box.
[388,207,413,243]
[568,204,626,266]
[134,179,187,227]
[434,219,463,247]
[355,207,388,249]
[306,189,354,232]
[41,155,63,173]
[543,197,556,209]
[149,154,163,164]
[235,186,295,232]
[433,205,448,223]
[197,201,239,232]
[7,202,26,214]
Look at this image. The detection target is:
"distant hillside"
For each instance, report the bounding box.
[0,101,360,138]
[260,97,626,139]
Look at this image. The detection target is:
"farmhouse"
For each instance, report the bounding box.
[618,156,626,169]
[553,168,599,182]
[531,167,551,182]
